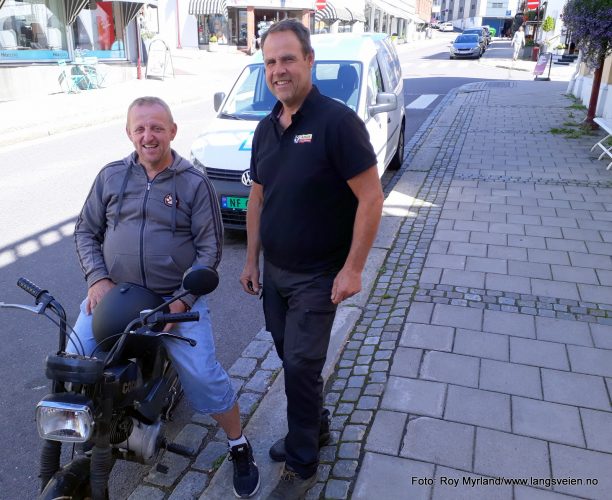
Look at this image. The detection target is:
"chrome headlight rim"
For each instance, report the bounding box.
[36,398,95,443]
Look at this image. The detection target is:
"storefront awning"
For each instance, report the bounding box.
[347,8,366,22]
[315,1,353,22]
[188,0,228,17]
[0,0,6,11]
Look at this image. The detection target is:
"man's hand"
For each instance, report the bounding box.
[163,299,187,332]
[86,278,115,314]
[331,267,362,305]
[240,264,261,296]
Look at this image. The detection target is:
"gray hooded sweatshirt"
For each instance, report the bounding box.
[74,150,223,307]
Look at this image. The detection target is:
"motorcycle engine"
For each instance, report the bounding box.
[112,416,163,464]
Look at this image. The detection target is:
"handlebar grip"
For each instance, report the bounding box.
[160,312,200,324]
[17,277,47,301]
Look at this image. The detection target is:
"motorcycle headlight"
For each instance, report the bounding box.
[36,395,94,443]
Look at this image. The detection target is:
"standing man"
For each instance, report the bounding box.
[240,20,384,499]
[511,26,525,61]
[72,96,259,499]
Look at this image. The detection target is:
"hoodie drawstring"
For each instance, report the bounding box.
[171,169,177,235]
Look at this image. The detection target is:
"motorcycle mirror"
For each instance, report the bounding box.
[182,266,219,296]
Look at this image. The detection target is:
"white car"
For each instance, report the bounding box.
[190,32,406,229]
[440,22,454,32]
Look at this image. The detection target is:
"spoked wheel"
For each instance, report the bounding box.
[39,457,93,500]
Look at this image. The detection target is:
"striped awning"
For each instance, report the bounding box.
[188,0,227,17]
[315,1,353,22]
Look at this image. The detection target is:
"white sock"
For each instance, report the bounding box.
[228,434,247,448]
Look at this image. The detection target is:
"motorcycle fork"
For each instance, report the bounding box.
[39,380,67,491]
[90,376,114,500]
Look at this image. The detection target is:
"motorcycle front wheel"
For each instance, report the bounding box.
[39,456,96,500]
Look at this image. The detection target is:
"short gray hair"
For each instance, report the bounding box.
[127,96,175,124]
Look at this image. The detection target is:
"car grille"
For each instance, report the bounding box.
[221,209,246,226]
[204,167,243,182]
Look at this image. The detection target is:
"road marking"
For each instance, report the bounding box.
[406,94,440,109]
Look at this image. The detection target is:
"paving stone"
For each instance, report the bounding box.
[319,444,337,462]
[245,369,275,393]
[421,351,479,387]
[448,242,488,257]
[365,410,407,455]
[341,388,361,402]
[173,423,208,451]
[145,454,191,487]
[532,279,580,301]
[512,396,584,446]
[590,323,612,349]
[542,369,610,411]
[569,251,612,271]
[508,234,546,249]
[406,302,434,323]
[336,403,355,415]
[474,428,549,479]
[508,260,552,280]
[331,415,348,431]
[551,265,599,285]
[434,466,512,499]
[471,231,508,245]
[241,340,272,358]
[514,486,579,499]
[228,357,257,378]
[401,417,474,470]
[535,316,593,346]
[567,345,612,377]
[486,273,531,294]
[579,284,612,304]
[432,303,483,330]
[352,453,434,500]
[167,471,208,500]
[454,328,509,361]
[341,424,367,442]
[580,408,612,453]
[441,269,486,288]
[338,442,361,459]
[550,444,612,498]
[127,486,165,500]
[237,392,260,415]
[483,309,535,338]
[332,460,359,479]
[466,256,507,274]
[400,323,454,351]
[356,396,379,410]
[480,359,542,398]
[191,413,217,426]
[381,376,446,417]
[193,440,227,472]
[425,253,467,269]
[445,384,510,431]
[510,337,569,370]
[325,478,351,499]
[350,410,373,424]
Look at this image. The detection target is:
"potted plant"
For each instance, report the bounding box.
[208,35,218,52]
[555,43,566,55]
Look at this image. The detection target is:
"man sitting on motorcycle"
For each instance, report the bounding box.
[69,96,259,499]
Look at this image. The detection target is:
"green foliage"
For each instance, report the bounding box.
[542,16,555,32]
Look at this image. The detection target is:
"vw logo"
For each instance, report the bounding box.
[241,170,253,187]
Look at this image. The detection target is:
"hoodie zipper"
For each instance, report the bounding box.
[140,180,152,288]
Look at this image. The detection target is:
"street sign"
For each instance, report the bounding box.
[527,0,539,9]
[315,0,326,10]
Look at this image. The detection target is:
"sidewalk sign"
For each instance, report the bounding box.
[533,52,553,81]
[146,39,175,81]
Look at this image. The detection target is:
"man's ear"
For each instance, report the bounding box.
[171,123,178,140]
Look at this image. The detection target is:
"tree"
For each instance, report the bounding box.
[562,0,612,125]
[542,16,555,33]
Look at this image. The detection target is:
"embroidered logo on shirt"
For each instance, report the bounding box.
[294,134,312,144]
[164,194,179,208]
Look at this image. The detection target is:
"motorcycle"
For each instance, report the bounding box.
[0,266,219,499]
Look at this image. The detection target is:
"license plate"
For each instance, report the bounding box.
[221,196,248,210]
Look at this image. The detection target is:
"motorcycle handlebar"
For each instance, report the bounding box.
[17,277,49,302]
[158,311,200,324]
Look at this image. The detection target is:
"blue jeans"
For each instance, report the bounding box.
[67,295,236,414]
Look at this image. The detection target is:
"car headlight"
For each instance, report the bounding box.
[36,395,94,443]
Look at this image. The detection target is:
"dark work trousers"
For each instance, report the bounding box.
[263,260,337,479]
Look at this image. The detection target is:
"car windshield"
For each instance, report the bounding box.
[463,30,481,35]
[455,35,478,43]
[219,61,362,121]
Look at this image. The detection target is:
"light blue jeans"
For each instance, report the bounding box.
[67,296,236,415]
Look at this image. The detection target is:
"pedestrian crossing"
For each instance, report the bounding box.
[406,94,440,109]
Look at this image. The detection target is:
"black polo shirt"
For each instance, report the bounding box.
[250,86,377,273]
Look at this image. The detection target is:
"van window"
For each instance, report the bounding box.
[221,64,275,119]
[313,61,361,111]
[377,38,401,90]
[366,60,384,109]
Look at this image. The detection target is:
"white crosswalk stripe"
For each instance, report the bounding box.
[406,94,440,109]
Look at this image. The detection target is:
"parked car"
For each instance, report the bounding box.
[440,22,454,32]
[465,26,491,45]
[482,24,496,37]
[462,27,488,51]
[449,34,482,59]
[190,33,406,229]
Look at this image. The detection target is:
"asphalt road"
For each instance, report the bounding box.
[0,33,533,498]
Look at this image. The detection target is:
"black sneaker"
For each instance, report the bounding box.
[269,430,331,462]
[228,439,260,498]
[266,466,317,500]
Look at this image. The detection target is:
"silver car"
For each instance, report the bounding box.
[450,34,482,59]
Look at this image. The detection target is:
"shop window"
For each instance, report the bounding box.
[0,0,68,61]
[74,2,126,59]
